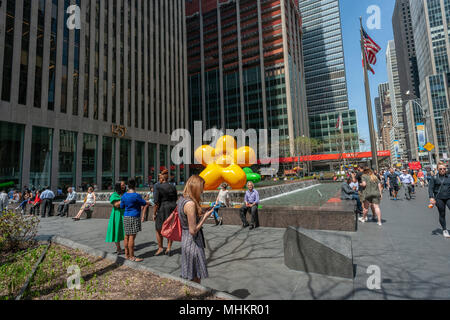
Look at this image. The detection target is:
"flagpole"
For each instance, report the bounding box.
[360,17,379,172]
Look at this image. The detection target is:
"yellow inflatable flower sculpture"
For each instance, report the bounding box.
[194,135,257,190]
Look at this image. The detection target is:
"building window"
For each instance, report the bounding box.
[1,0,16,102]
[58,130,77,190]
[148,143,157,184]
[102,136,115,190]
[18,0,32,105]
[82,134,98,188]
[119,138,131,181]
[135,141,145,187]
[159,144,168,172]
[0,121,24,189]
[48,0,58,111]
[73,0,81,115]
[30,126,53,189]
[34,0,46,108]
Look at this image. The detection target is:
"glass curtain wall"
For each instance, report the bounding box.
[0,122,24,188]
[58,130,77,189]
[30,127,53,189]
[135,141,145,187]
[119,139,131,181]
[148,143,157,184]
[102,137,115,190]
[81,134,97,188]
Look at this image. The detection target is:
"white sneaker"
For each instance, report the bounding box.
[358,217,366,223]
[377,222,382,227]
[443,230,450,238]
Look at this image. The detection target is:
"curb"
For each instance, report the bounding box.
[51,236,239,301]
[16,240,52,300]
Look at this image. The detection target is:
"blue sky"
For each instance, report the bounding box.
[340,0,396,150]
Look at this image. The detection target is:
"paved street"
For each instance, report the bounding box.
[37,186,450,300]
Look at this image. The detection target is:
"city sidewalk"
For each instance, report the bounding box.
[37,188,450,300]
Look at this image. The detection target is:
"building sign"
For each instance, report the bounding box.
[258,151,391,164]
[416,123,426,151]
[394,140,400,158]
[112,125,127,137]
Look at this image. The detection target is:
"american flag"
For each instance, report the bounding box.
[362,27,381,74]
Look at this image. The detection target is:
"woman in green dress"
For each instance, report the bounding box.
[105,181,126,254]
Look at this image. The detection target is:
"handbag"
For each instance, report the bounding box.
[161,206,182,242]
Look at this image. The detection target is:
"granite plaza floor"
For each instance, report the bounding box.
[37,187,450,300]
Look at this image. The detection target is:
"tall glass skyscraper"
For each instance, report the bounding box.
[410,0,450,161]
[186,0,310,156]
[299,0,349,115]
[0,0,188,190]
[299,0,358,154]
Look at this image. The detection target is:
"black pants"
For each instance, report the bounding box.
[41,199,53,217]
[30,203,40,216]
[436,199,450,230]
[57,200,75,216]
[240,205,259,227]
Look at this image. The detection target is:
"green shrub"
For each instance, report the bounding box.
[0,211,40,253]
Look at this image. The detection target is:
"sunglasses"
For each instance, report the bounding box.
[439,168,447,170]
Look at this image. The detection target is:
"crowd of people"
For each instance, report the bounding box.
[101,170,260,284]
[0,186,58,217]
[340,162,450,237]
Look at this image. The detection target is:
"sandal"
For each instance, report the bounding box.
[128,257,143,262]
[154,249,164,256]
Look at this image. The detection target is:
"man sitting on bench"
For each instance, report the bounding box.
[57,187,77,217]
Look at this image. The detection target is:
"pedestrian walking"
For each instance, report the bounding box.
[429,162,450,238]
[40,187,55,217]
[153,170,178,256]
[387,168,401,200]
[120,179,151,262]
[177,175,212,284]
[105,182,127,255]
[359,168,383,226]
[73,187,96,221]
[400,169,415,200]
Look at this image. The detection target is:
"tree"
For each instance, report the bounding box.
[280,136,323,175]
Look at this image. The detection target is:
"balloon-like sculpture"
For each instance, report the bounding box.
[195,135,257,190]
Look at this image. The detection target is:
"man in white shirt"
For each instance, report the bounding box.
[57,187,77,217]
[400,169,415,200]
[40,187,55,218]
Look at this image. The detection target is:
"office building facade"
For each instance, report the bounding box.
[299,0,359,153]
[309,109,359,154]
[186,0,309,156]
[386,40,408,163]
[298,0,349,115]
[392,0,422,162]
[444,108,450,160]
[410,0,450,161]
[376,82,390,135]
[0,0,188,191]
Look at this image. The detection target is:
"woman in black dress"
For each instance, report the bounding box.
[153,170,178,256]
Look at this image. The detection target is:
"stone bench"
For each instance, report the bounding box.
[51,199,357,232]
